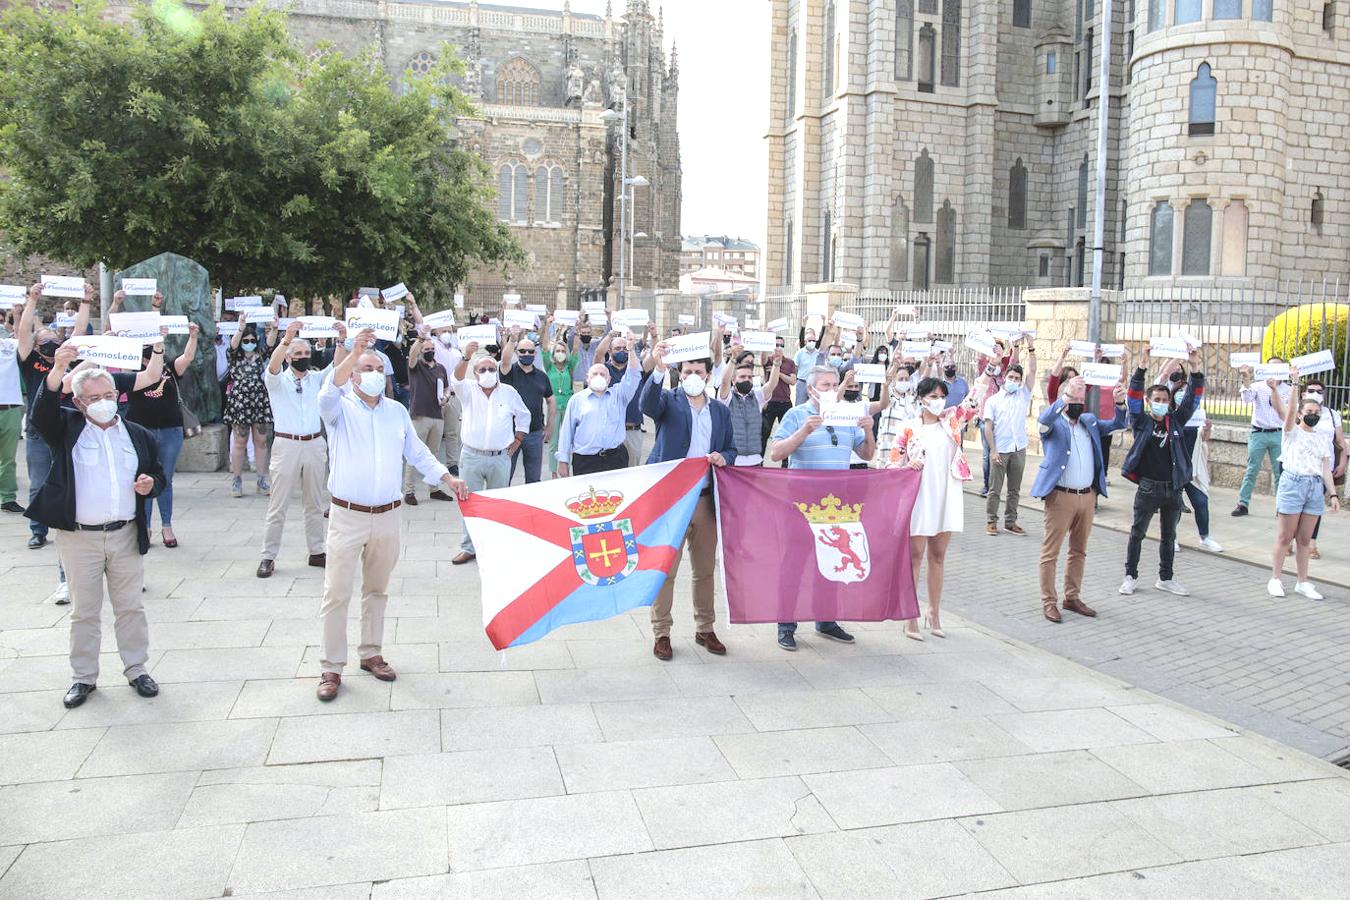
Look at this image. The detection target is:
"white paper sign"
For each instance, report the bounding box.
[277,318,296,330]
[553,309,579,326]
[233,295,263,309]
[830,310,866,331]
[991,326,1024,341]
[1291,349,1336,376]
[1068,340,1099,358]
[614,309,651,329]
[345,307,399,340]
[1229,352,1261,368]
[1099,343,1126,358]
[582,300,608,315]
[1082,363,1122,387]
[821,400,869,427]
[422,310,456,330]
[588,313,609,331]
[54,313,79,329]
[1149,337,1190,360]
[216,322,241,336]
[901,340,932,358]
[932,339,954,353]
[740,331,777,353]
[41,275,84,298]
[109,311,163,344]
[663,331,713,365]
[502,293,523,307]
[713,312,738,327]
[69,336,144,370]
[393,306,406,320]
[1177,330,1204,349]
[678,314,696,326]
[503,309,538,330]
[1255,362,1291,382]
[298,315,340,338]
[853,363,886,384]
[453,293,465,309]
[905,328,930,341]
[0,285,26,302]
[767,317,789,333]
[381,282,408,302]
[242,307,276,325]
[162,315,191,335]
[966,331,998,358]
[525,303,548,314]
[457,324,499,346]
[121,278,157,296]
[357,287,380,299]
[895,305,918,317]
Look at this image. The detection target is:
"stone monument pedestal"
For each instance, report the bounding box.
[177,423,228,473]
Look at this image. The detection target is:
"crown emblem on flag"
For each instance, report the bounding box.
[567,487,624,520]
[795,494,863,525]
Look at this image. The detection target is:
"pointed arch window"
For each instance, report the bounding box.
[913,234,931,289]
[940,0,961,87]
[1009,159,1028,230]
[935,201,956,283]
[1077,156,1089,229]
[914,149,934,224]
[890,196,910,285]
[1189,63,1216,135]
[498,162,528,222]
[820,210,833,281]
[896,2,914,81]
[1149,200,1173,276]
[917,24,936,92]
[823,2,836,101]
[535,165,565,224]
[787,28,798,119]
[497,57,541,106]
[1148,0,1165,31]
[1312,191,1325,234]
[784,217,795,285]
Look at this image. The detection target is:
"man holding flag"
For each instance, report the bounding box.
[641,345,738,660]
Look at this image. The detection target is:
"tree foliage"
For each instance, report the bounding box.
[0,1,521,301]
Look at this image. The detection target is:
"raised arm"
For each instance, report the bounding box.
[73,282,94,338]
[175,323,200,376]
[1284,369,1301,433]
[268,321,301,375]
[17,283,41,358]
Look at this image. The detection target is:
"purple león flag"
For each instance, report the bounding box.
[714,467,921,624]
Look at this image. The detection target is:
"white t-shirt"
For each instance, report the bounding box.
[1281,427,1331,478]
[986,384,1032,452]
[0,337,21,405]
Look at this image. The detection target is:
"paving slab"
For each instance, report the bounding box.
[632,776,836,849]
[589,839,818,900]
[380,746,564,808]
[370,861,596,900]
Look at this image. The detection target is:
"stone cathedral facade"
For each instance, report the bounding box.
[106,0,683,296]
[766,1,1350,292]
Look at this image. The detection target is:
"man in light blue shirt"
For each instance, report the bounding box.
[768,365,875,650]
[556,361,642,476]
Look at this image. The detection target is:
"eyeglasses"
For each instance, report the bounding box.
[825,426,838,447]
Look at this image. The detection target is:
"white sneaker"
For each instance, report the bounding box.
[1295,582,1324,601]
[1155,579,1190,596]
[1174,540,1182,552]
[1267,578,1285,598]
[50,582,70,605]
[1200,536,1224,553]
[1118,576,1137,595]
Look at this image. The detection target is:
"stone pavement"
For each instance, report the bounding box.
[2,456,1350,898]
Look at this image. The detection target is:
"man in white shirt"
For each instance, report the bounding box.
[983,344,1037,535]
[0,325,24,513]
[1234,358,1292,515]
[429,325,463,476]
[315,329,468,702]
[449,340,530,565]
[256,320,346,579]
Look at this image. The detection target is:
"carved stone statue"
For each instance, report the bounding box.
[583,76,603,106]
[608,65,627,105]
[566,61,584,105]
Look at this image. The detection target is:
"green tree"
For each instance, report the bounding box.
[0,1,520,302]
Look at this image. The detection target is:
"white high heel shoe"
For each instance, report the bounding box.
[925,615,947,639]
[904,623,925,642]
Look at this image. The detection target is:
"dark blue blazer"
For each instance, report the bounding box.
[640,374,738,465]
[1030,398,1127,499]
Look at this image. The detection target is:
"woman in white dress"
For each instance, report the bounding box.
[887,376,979,640]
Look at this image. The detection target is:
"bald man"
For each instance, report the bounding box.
[556,360,643,477]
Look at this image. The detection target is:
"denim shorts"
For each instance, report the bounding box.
[1276,473,1325,516]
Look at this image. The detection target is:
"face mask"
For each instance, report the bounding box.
[1306,392,1324,404]
[877,354,888,364]
[1169,371,1185,384]
[843,389,862,402]
[805,340,817,350]
[1065,402,1085,420]
[1303,413,1322,428]
[814,388,838,406]
[1004,380,1021,393]
[588,375,610,393]
[734,380,754,396]
[290,358,312,373]
[554,350,568,363]
[438,333,455,346]
[38,341,60,358]
[894,379,912,394]
[355,370,385,396]
[478,370,498,389]
[579,335,592,345]
[241,342,257,353]
[611,351,629,365]
[682,374,707,397]
[85,399,117,425]
[944,366,958,379]
[925,398,946,416]
[422,351,436,363]
[1149,401,1170,418]
[518,353,535,366]
[829,356,843,368]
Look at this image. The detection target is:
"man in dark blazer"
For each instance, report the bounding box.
[641,347,737,661]
[27,343,166,708]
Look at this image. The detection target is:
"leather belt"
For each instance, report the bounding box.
[1054,485,1093,495]
[464,445,507,456]
[331,497,401,514]
[1252,426,1281,433]
[275,431,322,442]
[625,424,643,431]
[0,404,21,410]
[78,520,129,532]
[576,444,624,458]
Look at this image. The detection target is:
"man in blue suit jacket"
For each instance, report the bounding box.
[1030,374,1127,623]
[641,347,737,661]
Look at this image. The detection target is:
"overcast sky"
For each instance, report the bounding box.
[560,1,769,248]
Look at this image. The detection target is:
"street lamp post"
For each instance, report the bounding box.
[599,103,630,305]
[626,174,650,300]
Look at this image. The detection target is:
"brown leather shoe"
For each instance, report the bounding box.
[307,553,326,568]
[1063,598,1098,618]
[451,551,476,565]
[653,636,673,661]
[1006,523,1027,536]
[256,559,275,579]
[404,492,418,506]
[429,490,455,502]
[360,655,397,681]
[695,631,726,655]
[1043,602,1063,623]
[317,672,340,701]
[986,523,998,535]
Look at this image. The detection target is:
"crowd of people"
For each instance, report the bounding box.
[0,280,1342,708]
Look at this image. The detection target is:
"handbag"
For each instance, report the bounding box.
[172,372,202,439]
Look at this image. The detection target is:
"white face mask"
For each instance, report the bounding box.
[805,340,817,350]
[85,399,118,425]
[355,370,385,397]
[1004,380,1022,393]
[894,379,912,394]
[682,374,707,397]
[814,388,838,406]
[438,333,455,347]
[1306,392,1324,404]
[478,370,498,389]
[588,375,609,393]
[925,398,946,416]
[554,350,569,363]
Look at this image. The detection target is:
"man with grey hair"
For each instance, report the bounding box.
[257,319,346,578]
[27,345,165,709]
[449,338,530,564]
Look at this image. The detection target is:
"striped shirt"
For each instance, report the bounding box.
[772,402,863,470]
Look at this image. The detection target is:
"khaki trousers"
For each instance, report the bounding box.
[405,416,445,495]
[261,436,328,560]
[1039,489,1096,606]
[56,526,149,685]
[441,395,463,471]
[651,493,717,637]
[320,505,401,673]
[987,447,1027,526]
[623,427,645,468]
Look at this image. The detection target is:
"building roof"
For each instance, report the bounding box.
[684,266,759,284]
[682,235,760,252]
[433,1,604,22]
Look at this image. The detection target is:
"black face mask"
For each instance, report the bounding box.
[734,380,754,396]
[843,389,862,402]
[1304,413,1321,428]
[38,341,60,358]
[943,367,958,379]
[422,352,436,363]
[1065,402,1085,420]
[1169,371,1185,384]
[518,353,536,366]
[579,335,592,345]
[290,357,312,373]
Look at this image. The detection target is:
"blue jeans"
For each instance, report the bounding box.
[779,621,839,636]
[25,430,54,538]
[150,426,184,526]
[510,429,545,485]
